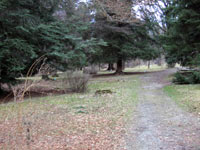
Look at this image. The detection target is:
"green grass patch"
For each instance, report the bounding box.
[164,84,200,113]
[1,75,139,121]
[0,74,139,149]
[124,64,167,72]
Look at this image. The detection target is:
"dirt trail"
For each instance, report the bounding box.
[126,69,200,150]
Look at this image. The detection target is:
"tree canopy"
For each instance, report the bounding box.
[0,0,105,89]
[163,0,200,67]
[91,0,160,73]
[3,0,196,90]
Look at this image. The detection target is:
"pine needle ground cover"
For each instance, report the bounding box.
[164,84,200,114]
[0,75,139,149]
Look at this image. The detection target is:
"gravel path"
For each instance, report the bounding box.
[126,69,200,150]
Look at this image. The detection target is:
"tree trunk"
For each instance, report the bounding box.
[107,63,115,71]
[157,57,162,66]
[122,61,125,70]
[148,61,150,69]
[0,85,3,95]
[99,63,101,71]
[115,59,123,74]
[90,64,97,74]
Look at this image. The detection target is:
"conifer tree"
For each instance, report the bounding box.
[164,0,200,67]
[0,0,105,92]
[91,0,160,73]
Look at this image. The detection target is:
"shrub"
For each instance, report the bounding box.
[62,71,90,93]
[83,67,98,75]
[167,63,176,68]
[173,71,200,84]
[192,71,200,83]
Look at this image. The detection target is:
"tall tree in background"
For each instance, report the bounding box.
[135,0,173,66]
[137,0,200,68]
[92,0,154,23]
[91,0,160,73]
[57,0,107,68]
[163,0,200,67]
[0,0,163,92]
[92,22,160,73]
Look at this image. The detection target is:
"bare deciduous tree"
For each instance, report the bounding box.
[92,0,155,23]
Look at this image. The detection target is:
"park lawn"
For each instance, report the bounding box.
[124,64,167,72]
[164,84,200,114]
[97,64,167,75]
[0,75,139,150]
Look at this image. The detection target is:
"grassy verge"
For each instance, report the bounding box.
[0,75,139,149]
[164,84,200,114]
[124,64,166,72]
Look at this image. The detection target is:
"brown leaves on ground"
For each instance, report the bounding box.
[0,109,126,150]
[0,75,138,149]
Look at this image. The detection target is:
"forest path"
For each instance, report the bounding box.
[125,69,200,150]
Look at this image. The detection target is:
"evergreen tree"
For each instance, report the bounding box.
[0,0,105,92]
[163,0,200,67]
[0,0,53,84]
[92,19,160,73]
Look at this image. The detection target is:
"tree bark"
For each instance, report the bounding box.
[115,59,123,74]
[107,63,115,71]
[148,61,150,69]
[122,61,125,70]
[0,85,3,95]
[90,64,97,74]
[99,63,101,71]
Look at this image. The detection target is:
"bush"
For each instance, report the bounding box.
[167,63,176,68]
[83,67,98,75]
[192,71,200,83]
[173,71,200,84]
[62,71,90,93]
